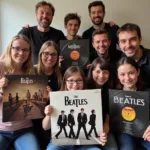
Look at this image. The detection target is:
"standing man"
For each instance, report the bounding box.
[117,23,150,89]
[88,109,99,138]
[68,109,75,138]
[76,108,90,140]
[55,110,68,139]
[64,13,82,40]
[18,1,65,64]
[82,1,121,60]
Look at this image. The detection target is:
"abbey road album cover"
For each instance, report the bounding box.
[50,89,103,145]
[109,89,149,137]
[3,75,48,122]
[60,39,89,69]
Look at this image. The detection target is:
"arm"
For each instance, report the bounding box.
[42,105,53,130]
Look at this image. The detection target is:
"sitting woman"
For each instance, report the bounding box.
[0,34,40,150]
[87,58,118,150]
[33,40,62,149]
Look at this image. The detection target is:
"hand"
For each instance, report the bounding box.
[143,125,150,141]
[44,105,53,116]
[100,132,107,146]
[0,77,8,88]
[22,24,30,28]
[59,56,64,67]
[108,21,116,27]
[46,86,52,92]
[87,64,91,69]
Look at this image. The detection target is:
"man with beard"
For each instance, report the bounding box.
[117,23,150,89]
[18,1,65,64]
[82,1,121,60]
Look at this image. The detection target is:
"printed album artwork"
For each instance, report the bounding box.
[109,89,149,137]
[50,89,103,145]
[60,39,89,69]
[3,75,48,122]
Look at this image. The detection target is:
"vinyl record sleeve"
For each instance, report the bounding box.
[3,75,48,122]
[50,89,103,145]
[109,89,149,137]
[60,39,89,69]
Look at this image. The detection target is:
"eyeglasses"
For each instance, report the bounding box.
[66,80,83,84]
[42,52,57,58]
[11,47,30,53]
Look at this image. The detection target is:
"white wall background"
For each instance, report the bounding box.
[0,0,150,54]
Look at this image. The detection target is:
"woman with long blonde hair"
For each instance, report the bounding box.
[0,34,40,150]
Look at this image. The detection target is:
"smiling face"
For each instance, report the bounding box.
[89,5,105,26]
[117,64,139,90]
[66,72,84,91]
[92,64,109,87]
[65,19,80,37]
[92,33,111,55]
[118,30,142,58]
[36,5,53,28]
[11,39,30,65]
[41,46,57,68]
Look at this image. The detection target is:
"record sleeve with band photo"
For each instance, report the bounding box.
[60,39,89,69]
[109,89,149,137]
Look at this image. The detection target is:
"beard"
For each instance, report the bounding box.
[37,18,52,28]
[92,17,103,26]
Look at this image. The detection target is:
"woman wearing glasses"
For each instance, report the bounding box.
[34,40,62,149]
[0,34,40,150]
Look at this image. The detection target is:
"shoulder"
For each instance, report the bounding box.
[50,27,64,34]
[82,26,94,37]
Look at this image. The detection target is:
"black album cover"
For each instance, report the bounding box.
[3,75,48,122]
[50,89,103,145]
[109,89,149,137]
[60,39,89,69]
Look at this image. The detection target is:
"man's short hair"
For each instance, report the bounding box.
[88,1,105,14]
[81,108,84,111]
[70,109,74,113]
[91,109,95,113]
[117,23,141,39]
[61,110,65,113]
[64,13,81,26]
[35,1,55,16]
[92,29,110,42]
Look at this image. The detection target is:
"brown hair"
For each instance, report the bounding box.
[64,13,81,26]
[88,1,105,14]
[87,58,112,89]
[37,40,62,88]
[35,1,55,16]
[92,29,110,42]
[61,66,86,90]
[116,57,144,90]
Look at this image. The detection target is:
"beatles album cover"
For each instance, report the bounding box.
[109,89,149,137]
[60,39,89,69]
[50,89,103,145]
[3,75,48,122]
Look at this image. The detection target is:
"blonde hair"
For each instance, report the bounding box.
[4,34,34,75]
[61,66,86,91]
[37,40,62,88]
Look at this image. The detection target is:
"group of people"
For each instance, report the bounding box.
[55,108,99,141]
[0,0,150,150]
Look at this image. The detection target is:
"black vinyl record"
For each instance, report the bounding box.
[109,89,149,137]
[60,40,89,69]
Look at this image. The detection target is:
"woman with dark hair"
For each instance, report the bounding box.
[87,58,118,150]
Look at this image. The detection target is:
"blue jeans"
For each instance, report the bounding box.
[117,133,150,150]
[0,127,40,150]
[47,140,101,150]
